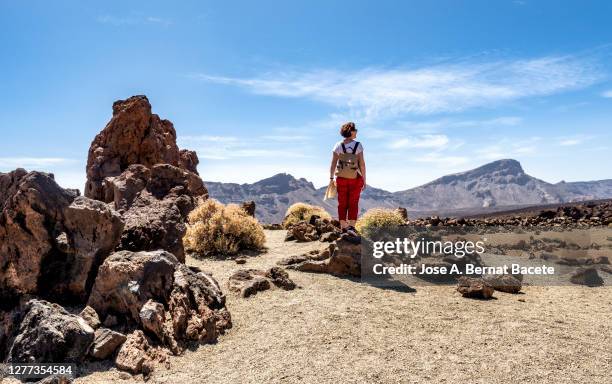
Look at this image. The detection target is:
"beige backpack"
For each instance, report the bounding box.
[335,142,360,179]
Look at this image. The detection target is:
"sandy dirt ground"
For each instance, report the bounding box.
[76,230,611,384]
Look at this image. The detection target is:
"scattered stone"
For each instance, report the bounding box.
[90,328,127,360]
[79,306,101,330]
[286,221,319,242]
[570,267,604,287]
[228,270,271,298]
[600,265,612,274]
[266,267,297,290]
[235,257,247,264]
[228,267,296,297]
[287,236,361,277]
[456,277,495,299]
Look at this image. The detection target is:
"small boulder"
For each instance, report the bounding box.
[570,267,604,287]
[266,267,297,290]
[228,270,271,298]
[483,274,522,293]
[456,277,494,299]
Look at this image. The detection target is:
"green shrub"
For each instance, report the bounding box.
[282,202,331,228]
[355,208,405,237]
[184,199,265,256]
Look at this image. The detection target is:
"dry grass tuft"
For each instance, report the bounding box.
[355,208,405,237]
[282,202,331,228]
[184,199,265,256]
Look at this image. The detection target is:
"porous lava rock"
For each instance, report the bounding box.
[456,277,495,299]
[0,170,123,302]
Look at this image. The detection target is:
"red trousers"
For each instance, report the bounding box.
[336,176,364,221]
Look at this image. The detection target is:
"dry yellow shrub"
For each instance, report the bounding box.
[184,199,265,256]
[355,208,405,237]
[282,202,331,228]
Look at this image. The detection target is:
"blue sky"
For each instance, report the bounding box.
[1,0,612,191]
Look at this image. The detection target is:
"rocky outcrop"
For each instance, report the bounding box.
[6,299,95,363]
[86,95,186,199]
[84,96,208,260]
[87,250,231,352]
[228,267,296,298]
[0,170,123,302]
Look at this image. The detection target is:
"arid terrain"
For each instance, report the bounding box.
[76,229,612,384]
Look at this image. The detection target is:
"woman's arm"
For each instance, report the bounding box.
[330,152,339,180]
[358,152,366,189]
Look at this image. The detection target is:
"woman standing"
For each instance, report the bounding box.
[330,122,366,234]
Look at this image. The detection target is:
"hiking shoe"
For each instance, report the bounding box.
[346,226,358,237]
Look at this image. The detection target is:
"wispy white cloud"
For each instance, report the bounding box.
[0,157,73,169]
[195,55,601,121]
[389,134,450,150]
[397,116,523,132]
[558,134,592,146]
[97,15,172,26]
[601,89,612,98]
[475,137,540,160]
[178,134,312,160]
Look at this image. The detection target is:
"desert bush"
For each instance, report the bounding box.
[184,199,265,256]
[355,208,406,237]
[282,202,331,228]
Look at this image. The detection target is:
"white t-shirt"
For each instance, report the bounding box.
[332,140,363,155]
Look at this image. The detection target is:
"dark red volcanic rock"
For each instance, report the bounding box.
[87,250,232,351]
[84,95,208,259]
[0,170,123,302]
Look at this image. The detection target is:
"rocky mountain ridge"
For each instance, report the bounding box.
[206,159,612,223]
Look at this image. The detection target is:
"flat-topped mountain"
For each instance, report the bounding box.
[205,159,612,223]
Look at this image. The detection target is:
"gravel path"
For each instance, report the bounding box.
[79,230,611,383]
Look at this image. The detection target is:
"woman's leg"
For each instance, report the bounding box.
[347,176,364,226]
[336,177,349,228]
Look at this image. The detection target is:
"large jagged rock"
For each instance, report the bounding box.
[108,164,205,262]
[87,250,231,352]
[6,299,95,363]
[84,96,208,259]
[0,170,123,302]
[86,95,180,199]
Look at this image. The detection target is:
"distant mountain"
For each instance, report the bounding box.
[205,159,612,223]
